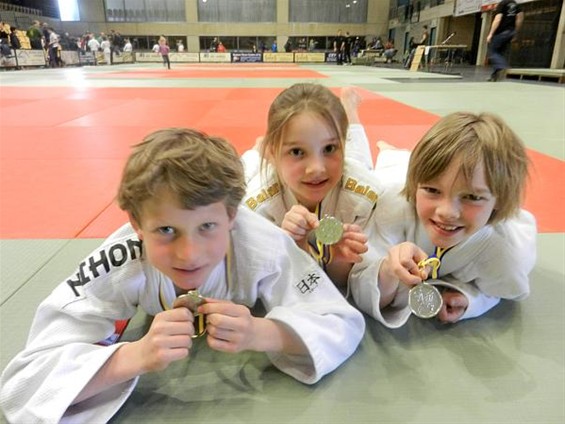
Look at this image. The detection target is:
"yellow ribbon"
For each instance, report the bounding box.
[417,246,450,280]
[417,257,441,279]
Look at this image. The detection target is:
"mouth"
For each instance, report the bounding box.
[431,220,463,234]
[302,178,329,188]
[173,265,204,275]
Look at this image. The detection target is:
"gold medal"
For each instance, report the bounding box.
[173,290,207,338]
[315,215,343,245]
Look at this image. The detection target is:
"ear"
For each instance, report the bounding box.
[228,208,238,230]
[265,145,276,164]
[127,212,143,240]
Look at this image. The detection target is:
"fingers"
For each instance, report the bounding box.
[199,301,253,353]
[281,205,318,240]
[436,290,468,323]
[387,242,428,285]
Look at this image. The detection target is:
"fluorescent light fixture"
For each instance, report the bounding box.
[58,0,80,21]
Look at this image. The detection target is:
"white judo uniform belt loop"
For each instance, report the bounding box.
[409,257,443,319]
[173,290,207,338]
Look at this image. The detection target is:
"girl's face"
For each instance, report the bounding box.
[274,112,344,211]
[415,160,497,249]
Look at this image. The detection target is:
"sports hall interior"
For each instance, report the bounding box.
[0,0,563,423]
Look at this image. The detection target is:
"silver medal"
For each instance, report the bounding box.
[173,290,207,338]
[315,216,343,245]
[408,283,443,319]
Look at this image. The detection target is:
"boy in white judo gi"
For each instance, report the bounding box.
[0,128,365,423]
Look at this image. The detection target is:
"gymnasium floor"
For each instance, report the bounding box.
[0,63,563,423]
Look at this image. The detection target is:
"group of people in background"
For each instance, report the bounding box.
[2,0,523,76]
[1,19,136,68]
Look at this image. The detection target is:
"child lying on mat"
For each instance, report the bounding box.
[241,83,390,315]
[358,112,537,326]
[0,128,365,423]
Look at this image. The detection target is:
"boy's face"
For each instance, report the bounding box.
[130,190,235,291]
[415,160,497,249]
[274,111,344,212]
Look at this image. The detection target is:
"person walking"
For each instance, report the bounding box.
[487,0,524,82]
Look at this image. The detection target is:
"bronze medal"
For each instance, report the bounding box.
[173,290,207,338]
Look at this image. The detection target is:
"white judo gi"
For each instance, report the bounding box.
[0,207,365,424]
[241,132,401,324]
[361,149,537,327]
[242,124,536,329]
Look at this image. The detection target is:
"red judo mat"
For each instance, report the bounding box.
[0,86,562,239]
[92,64,328,79]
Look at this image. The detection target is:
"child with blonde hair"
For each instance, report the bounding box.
[242,83,392,307]
[367,112,537,325]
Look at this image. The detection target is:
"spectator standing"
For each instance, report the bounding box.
[308,39,317,51]
[487,0,524,82]
[9,26,21,52]
[100,36,111,65]
[87,34,100,53]
[0,22,10,45]
[209,37,219,52]
[109,29,123,64]
[123,38,132,52]
[343,31,352,65]
[333,29,345,65]
[26,20,43,49]
[47,27,62,68]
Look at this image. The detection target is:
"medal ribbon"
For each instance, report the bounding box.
[308,203,333,269]
[417,246,451,280]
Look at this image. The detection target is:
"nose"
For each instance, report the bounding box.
[437,197,460,221]
[305,154,325,176]
[174,235,199,263]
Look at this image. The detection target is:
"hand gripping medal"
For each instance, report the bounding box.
[408,257,443,319]
[173,290,207,338]
[315,215,343,245]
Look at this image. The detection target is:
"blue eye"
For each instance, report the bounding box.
[158,226,175,235]
[200,222,217,231]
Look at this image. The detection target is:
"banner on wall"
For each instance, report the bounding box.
[61,50,80,66]
[232,52,262,63]
[15,49,46,66]
[454,0,482,16]
[199,52,231,63]
[136,52,164,62]
[111,52,135,64]
[0,50,18,67]
[294,52,325,63]
[79,51,96,65]
[263,52,294,63]
[455,0,535,16]
[326,52,338,62]
[169,52,200,63]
